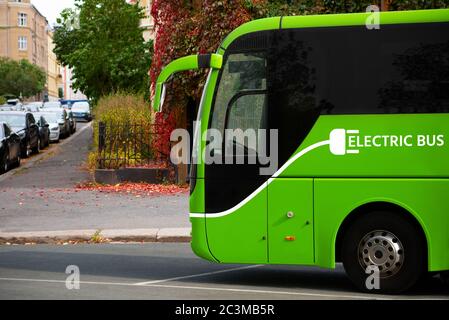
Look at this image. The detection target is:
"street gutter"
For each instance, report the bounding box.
[0,228,191,245]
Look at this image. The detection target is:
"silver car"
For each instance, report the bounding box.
[38,108,70,139]
[33,112,61,143]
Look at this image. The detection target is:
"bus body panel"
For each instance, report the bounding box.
[205,184,268,264]
[314,179,449,271]
[221,9,449,51]
[268,178,314,265]
[279,114,449,178]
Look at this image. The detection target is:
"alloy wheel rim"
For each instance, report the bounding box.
[358,230,405,278]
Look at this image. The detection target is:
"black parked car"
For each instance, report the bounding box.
[0,122,21,173]
[0,112,40,158]
[66,110,77,134]
[35,115,50,149]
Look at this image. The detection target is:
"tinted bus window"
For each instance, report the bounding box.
[270,23,449,117]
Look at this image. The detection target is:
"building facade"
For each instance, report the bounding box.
[0,0,48,73]
[129,0,155,42]
[0,0,65,101]
[60,66,87,101]
[47,31,61,101]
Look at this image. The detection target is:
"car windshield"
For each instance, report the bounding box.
[43,102,61,108]
[36,113,58,123]
[24,105,39,112]
[0,115,25,127]
[72,103,89,112]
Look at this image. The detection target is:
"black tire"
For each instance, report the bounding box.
[14,155,21,168]
[341,210,426,294]
[0,152,8,174]
[21,141,30,158]
[31,140,40,154]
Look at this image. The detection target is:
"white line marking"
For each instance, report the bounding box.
[190,140,330,219]
[347,130,360,134]
[0,277,445,300]
[134,265,262,286]
[346,149,360,154]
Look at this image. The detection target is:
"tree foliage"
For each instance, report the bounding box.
[0,58,46,99]
[53,0,153,102]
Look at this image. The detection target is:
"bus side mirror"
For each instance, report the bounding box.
[153,54,223,112]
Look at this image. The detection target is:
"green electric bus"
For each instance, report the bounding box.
[153,9,449,293]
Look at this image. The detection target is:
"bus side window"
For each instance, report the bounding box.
[210,52,267,156]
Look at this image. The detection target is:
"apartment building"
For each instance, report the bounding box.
[47,31,62,101]
[0,0,48,74]
[129,0,155,42]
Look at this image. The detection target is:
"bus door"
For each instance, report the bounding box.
[205,51,271,263]
[266,29,325,265]
[267,179,314,264]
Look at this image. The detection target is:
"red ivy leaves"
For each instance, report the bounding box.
[76,182,188,197]
[150,0,257,100]
[152,110,177,160]
[149,1,263,160]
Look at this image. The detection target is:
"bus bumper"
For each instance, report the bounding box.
[190,216,218,263]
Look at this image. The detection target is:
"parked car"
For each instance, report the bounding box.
[71,101,92,121]
[33,112,61,143]
[0,105,14,111]
[66,110,77,134]
[23,102,43,112]
[7,99,21,106]
[43,108,70,138]
[34,115,50,149]
[43,101,62,109]
[0,122,21,173]
[23,104,41,113]
[0,112,39,158]
[61,99,89,110]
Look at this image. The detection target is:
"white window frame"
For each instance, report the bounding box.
[18,13,27,27]
[18,36,27,51]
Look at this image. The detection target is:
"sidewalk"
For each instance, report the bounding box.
[0,123,190,244]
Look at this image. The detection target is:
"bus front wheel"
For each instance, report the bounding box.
[341,211,425,294]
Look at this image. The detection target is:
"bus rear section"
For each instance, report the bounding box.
[188,11,449,293]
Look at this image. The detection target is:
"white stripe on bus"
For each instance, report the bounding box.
[190,140,330,219]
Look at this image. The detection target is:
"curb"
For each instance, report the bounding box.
[0,228,191,245]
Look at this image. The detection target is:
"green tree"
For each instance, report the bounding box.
[53,0,153,102]
[0,58,46,98]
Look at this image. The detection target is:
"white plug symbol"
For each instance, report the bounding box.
[329,129,360,155]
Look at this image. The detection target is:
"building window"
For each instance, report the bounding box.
[18,13,27,27]
[18,36,27,51]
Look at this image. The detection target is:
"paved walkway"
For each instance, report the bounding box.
[0,123,189,233]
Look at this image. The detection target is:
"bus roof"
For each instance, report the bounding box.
[218,8,449,53]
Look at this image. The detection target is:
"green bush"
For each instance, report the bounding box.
[94,92,152,124]
[89,93,156,170]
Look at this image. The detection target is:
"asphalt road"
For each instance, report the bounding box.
[0,122,189,232]
[0,243,447,300]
